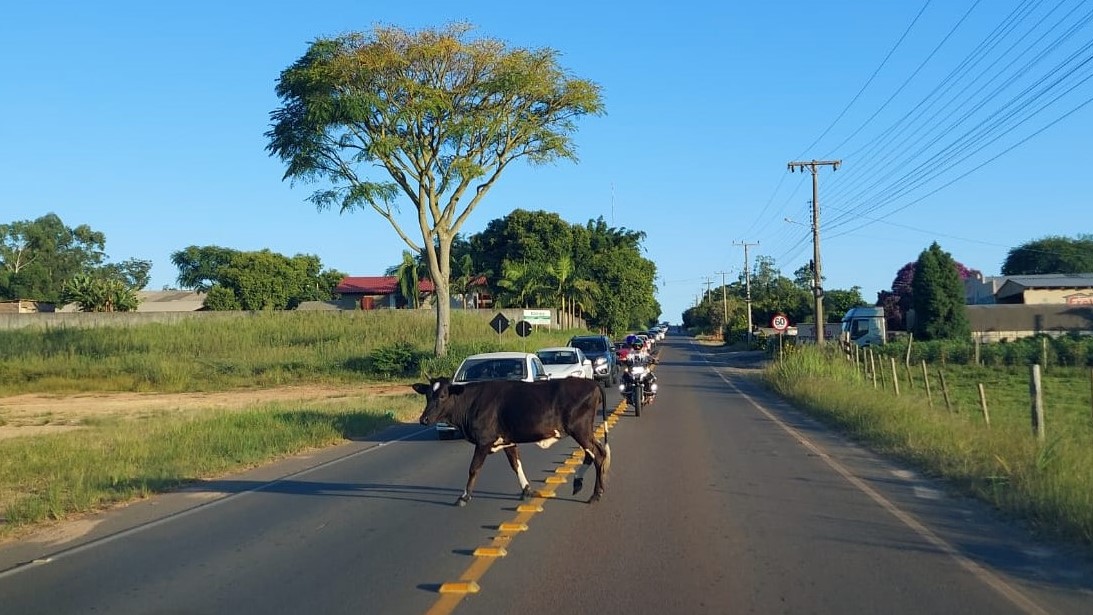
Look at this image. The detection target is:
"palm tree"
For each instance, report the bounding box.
[496,260,548,308]
[385,250,420,308]
[545,255,573,327]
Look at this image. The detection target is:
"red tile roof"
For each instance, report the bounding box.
[336,276,436,294]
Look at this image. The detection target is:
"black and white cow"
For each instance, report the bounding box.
[413,376,611,506]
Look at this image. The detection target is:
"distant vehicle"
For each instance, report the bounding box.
[535,346,594,380]
[840,307,887,348]
[567,334,619,385]
[435,352,550,439]
[613,340,632,362]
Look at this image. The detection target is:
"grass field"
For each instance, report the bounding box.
[0,310,587,538]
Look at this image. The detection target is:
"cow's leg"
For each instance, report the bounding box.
[503,446,533,500]
[572,435,609,503]
[458,445,491,507]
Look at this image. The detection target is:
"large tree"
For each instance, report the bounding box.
[266,24,604,356]
[878,258,979,331]
[910,242,971,340]
[1002,235,1093,275]
[0,214,108,303]
[170,246,344,310]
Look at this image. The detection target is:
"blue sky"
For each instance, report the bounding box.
[3,1,1090,324]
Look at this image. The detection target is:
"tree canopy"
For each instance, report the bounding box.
[170,246,344,310]
[877,257,979,332]
[1002,235,1093,275]
[266,23,604,356]
[464,209,657,332]
[0,213,150,307]
[910,242,971,340]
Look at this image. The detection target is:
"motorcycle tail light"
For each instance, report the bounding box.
[650,383,658,392]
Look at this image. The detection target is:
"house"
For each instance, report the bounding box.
[0,300,55,314]
[966,273,1093,305]
[334,276,492,310]
[335,276,436,310]
[135,290,207,312]
[994,274,1093,305]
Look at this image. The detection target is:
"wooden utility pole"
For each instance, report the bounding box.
[733,241,759,346]
[715,270,731,337]
[787,159,840,345]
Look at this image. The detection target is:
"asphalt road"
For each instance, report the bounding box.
[1,336,1092,614]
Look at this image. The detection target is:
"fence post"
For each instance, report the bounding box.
[974,335,980,366]
[905,363,914,390]
[978,383,990,428]
[938,369,953,414]
[904,332,914,367]
[922,360,933,407]
[1030,364,1045,442]
[869,349,878,389]
[890,357,900,396]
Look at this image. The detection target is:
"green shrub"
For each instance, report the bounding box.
[368,342,422,379]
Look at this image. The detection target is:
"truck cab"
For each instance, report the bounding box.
[840,307,887,348]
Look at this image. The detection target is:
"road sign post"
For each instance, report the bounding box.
[490,313,510,345]
[771,313,789,359]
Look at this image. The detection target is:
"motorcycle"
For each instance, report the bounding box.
[618,356,657,416]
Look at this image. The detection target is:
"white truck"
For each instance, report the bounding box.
[839,306,887,348]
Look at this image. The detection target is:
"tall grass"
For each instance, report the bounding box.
[765,346,1093,547]
[0,310,584,395]
[0,395,423,533]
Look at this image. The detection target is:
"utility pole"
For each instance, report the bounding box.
[714,270,731,339]
[733,241,759,346]
[704,277,714,306]
[787,159,841,345]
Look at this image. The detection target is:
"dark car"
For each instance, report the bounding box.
[567,334,619,385]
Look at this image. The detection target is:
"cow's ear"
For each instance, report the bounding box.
[411,383,431,395]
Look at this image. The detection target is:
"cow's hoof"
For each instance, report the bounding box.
[455,496,469,507]
[587,492,602,504]
[572,477,584,495]
[520,486,533,501]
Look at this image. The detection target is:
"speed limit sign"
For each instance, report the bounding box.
[771,313,789,332]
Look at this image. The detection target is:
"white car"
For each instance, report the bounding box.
[435,351,550,439]
[535,346,594,380]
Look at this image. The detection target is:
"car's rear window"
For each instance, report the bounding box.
[456,358,526,381]
[538,350,578,365]
[570,338,606,352]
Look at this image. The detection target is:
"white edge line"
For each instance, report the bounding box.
[0,426,435,579]
[691,340,1050,615]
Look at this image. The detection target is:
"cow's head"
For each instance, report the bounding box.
[413,377,460,425]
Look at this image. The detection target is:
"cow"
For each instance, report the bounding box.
[413,376,611,507]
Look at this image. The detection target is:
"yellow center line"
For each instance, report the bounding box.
[424,399,626,615]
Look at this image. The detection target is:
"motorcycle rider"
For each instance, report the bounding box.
[623,339,657,399]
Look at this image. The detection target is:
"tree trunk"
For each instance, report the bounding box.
[425,233,453,358]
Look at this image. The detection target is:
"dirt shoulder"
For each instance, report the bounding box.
[0,383,415,440]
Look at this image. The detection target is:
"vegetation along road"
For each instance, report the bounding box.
[2,336,1092,614]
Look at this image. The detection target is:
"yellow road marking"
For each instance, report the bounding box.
[437,581,480,594]
[424,407,620,615]
[473,547,507,557]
